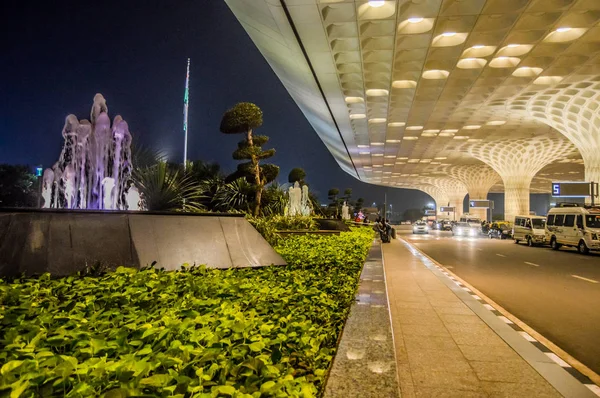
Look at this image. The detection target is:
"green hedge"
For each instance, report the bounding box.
[0,228,373,398]
[247,215,319,247]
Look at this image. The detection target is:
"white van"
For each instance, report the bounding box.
[513,215,546,246]
[545,204,600,254]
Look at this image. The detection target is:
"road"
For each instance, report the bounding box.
[401,229,600,376]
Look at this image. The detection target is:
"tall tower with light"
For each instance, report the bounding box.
[183,58,190,170]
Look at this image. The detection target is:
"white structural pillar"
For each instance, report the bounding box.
[447,165,502,221]
[465,137,578,222]
[426,178,468,220]
[508,81,600,203]
[415,184,451,219]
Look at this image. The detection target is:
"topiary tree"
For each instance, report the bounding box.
[327,188,340,217]
[220,102,278,216]
[354,197,364,214]
[343,188,352,205]
[288,168,306,186]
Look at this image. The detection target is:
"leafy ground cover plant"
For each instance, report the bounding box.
[0,227,373,397]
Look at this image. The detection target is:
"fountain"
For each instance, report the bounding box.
[0,94,285,277]
[41,94,135,210]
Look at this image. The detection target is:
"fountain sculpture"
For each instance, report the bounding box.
[286,182,312,216]
[41,94,137,210]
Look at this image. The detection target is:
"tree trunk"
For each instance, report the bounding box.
[247,129,262,216]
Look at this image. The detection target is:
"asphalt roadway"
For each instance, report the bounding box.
[401,229,600,376]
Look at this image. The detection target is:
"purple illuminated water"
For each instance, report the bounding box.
[41,94,136,210]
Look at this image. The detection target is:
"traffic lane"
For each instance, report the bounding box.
[406,230,600,280]
[403,232,600,375]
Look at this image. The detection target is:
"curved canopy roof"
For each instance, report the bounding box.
[225,0,599,193]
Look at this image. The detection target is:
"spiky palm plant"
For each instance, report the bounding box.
[261,183,287,216]
[211,178,254,213]
[133,162,205,212]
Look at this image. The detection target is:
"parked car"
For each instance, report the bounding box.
[412,220,429,234]
[452,222,479,237]
[513,215,546,246]
[439,220,453,231]
[488,222,512,240]
[459,215,482,230]
[546,204,600,254]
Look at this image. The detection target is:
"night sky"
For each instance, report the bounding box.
[1,1,550,216]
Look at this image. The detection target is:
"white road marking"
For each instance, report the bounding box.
[524,262,540,267]
[498,315,514,324]
[496,254,507,257]
[483,304,494,311]
[545,352,571,368]
[518,331,537,342]
[585,384,600,397]
[571,275,599,284]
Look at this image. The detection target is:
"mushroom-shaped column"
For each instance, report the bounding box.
[508,81,600,203]
[426,178,469,220]
[446,165,502,221]
[464,137,578,222]
[414,184,450,219]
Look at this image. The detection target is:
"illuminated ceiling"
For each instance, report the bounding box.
[225,0,599,194]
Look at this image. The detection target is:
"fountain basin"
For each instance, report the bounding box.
[0,209,285,277]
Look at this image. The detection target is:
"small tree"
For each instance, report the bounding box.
[354,197,364,214]
[288,168,306,186]
[220,102,278,216]
[0,164,38,208]
[343,188,352,205]
[327,188,340,217]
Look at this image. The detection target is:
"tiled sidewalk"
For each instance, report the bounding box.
[384,239,594,398]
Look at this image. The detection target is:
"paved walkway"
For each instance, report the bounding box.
[384,238,595,398]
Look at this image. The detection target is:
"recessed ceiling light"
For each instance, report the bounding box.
[441,129,459,133]
[345,97,364,103]
[453,136,469,140]
[368,0,385,7]
[472,45,485,49]
[497,56,508,60]
[349,114,366,120]
[463,125,481,130]
[407,17,424,23]
[384,163,394,166]
[407,159,420,163]
[398,157,408,160]
[371,142,385,146]
[384,155,395,158]
[373,165,383,167]
[357,144,369,148]
[434,157,447,160]
[373,154,384,157]
[388,122,406,127]
[386,139,401,143]
[442,32,456,37]
[366,89,389,96]
[369,118,387,124]
[406,126,424,130]
[507,44,520,48]
[404,137,419,140]
[359,151,370,155]
[486,120,506,126]
[423,129,440,133]
[556,27,571,33]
